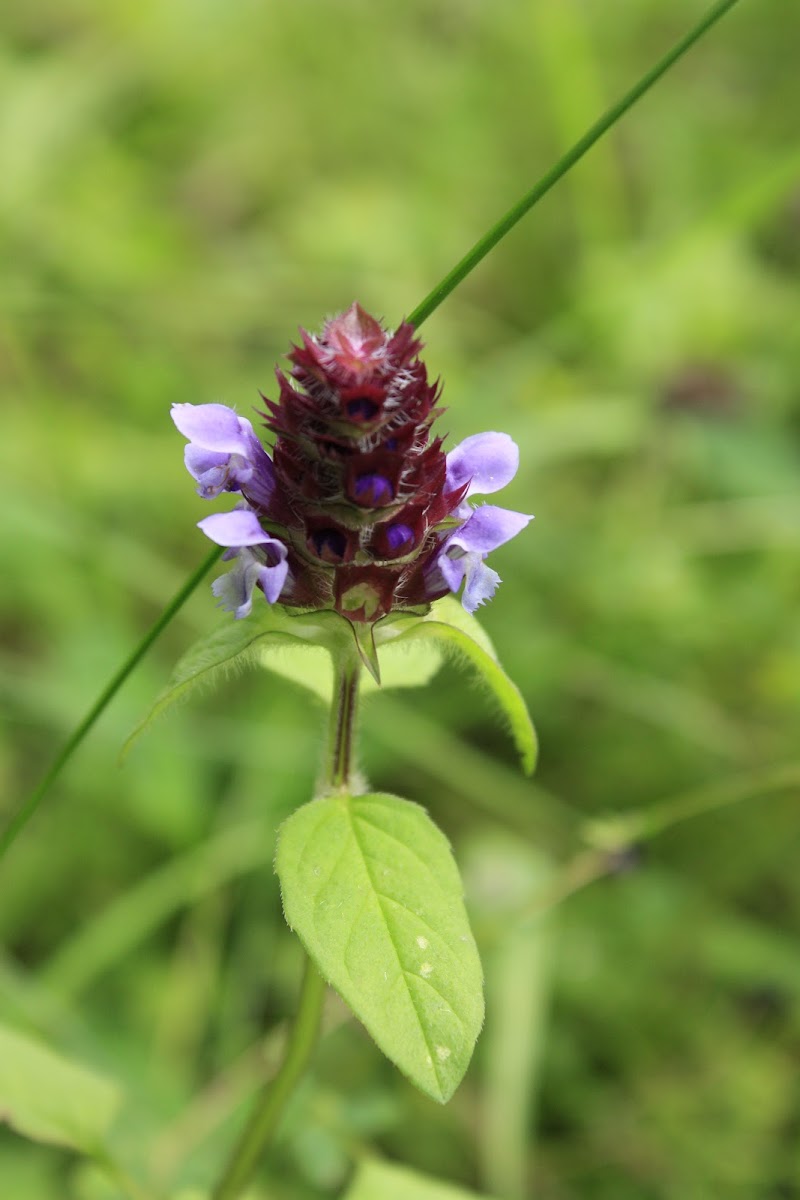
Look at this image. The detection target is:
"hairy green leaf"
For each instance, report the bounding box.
[383,597,538,774]
[123,606,337,754]
[126,594,530,764]
[125,605,443,753]
[0,1022,122,1156]
[276,792,484,1103]
[346,1158,498,1200]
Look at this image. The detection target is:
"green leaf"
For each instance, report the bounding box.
[0,1021,122,1156]
[125,605,442,754]
[275,792,484,1104]
[346,1158,499,1200]
[127,594,530,764]
[123,609,347,748]
[381,596,538,774]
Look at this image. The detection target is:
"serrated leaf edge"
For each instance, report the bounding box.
[390,622,537,774]
[122,626,317,759]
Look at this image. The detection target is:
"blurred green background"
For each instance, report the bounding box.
[2,0,800,1196]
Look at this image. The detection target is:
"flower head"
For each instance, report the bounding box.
[172,304,531,621]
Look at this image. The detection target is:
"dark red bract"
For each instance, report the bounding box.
[260,304,466,622]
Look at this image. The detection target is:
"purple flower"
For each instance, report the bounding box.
[172,403,276,510]
[198,507,289,618]
[172,404,289,616]
[444,431,520,501]
[432,432,532,613]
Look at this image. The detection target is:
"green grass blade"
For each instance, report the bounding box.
[407,0,745,329]
[0,545,223,861]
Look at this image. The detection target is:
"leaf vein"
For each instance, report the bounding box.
[401,969,467,1032]
[346,805,445,1096]
[352,811,448,890]
[299,807,349,895]
[371,888,472,979]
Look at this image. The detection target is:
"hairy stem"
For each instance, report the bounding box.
[209,657,360,1198]
[211,955,326,1200]
[325,653,362,791]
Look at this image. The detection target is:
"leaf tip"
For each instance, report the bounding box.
[522,730,539,776]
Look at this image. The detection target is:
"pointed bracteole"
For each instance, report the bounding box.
[349,620,381,685]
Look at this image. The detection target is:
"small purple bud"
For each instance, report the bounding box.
[354,473,395,506]
[385,523,414,552]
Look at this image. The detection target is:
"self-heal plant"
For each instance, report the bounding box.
[0,5,746,1199]
[172,304,530,642]
[161,304,537,1112]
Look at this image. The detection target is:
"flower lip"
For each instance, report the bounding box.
[445,431,520,498]
[172,403,254,456]
[431,501,533,613]
[444,505,532,557]
[212,543,289,617]
[184,445,248,499]
[197,508,273,548]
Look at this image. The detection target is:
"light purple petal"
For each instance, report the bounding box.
[446,432,519,497]
[211,542,289,616]
[239,447,276,511]
[438,553,466,594]
[462,559,502,613]
[173,403,276,508]
[172,403,255,455]
[447,505,532,556]
[197,509,271,547]
[256,554,289,604]
[184,444,229,478]
[193,467,232,500]
[184,444,250,500]
[212,554,263,619]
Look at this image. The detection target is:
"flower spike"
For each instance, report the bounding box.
[172,304,531,623]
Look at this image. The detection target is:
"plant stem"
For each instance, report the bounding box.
[598,761,800,847]
[325,652,362,791]
[0,544,224,862]
[407,0,744,330]
[210,657,360,1198]
[505,762,800,930]
[211,955,326,1200]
